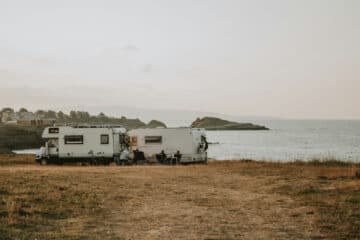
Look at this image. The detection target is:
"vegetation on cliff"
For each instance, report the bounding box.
[0,108,167,153]
[0,108,167,130]
[0,125,43,153]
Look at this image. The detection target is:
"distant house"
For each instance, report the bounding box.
[16,118,56,126]
[40,118,57,126]
[1,111,56,126]
[4,120,17,125]
[1,111,13,123]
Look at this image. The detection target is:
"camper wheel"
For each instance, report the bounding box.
[115,158,121,166]
[89,158,97,166]
[80,160,90,166]
[40,158,47,165]
[114,156,128,166]
[103,159,111,166]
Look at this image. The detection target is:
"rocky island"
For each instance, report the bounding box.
[146,120,167,128]
[191,117,269,130]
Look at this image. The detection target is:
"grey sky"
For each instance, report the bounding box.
[0,0,359,119]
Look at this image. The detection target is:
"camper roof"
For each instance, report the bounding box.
[54,124,124,129]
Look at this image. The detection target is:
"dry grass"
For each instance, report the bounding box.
[0,154,36,166]
[0,155,359,239]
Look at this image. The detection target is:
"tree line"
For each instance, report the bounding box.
[0,107,166,129]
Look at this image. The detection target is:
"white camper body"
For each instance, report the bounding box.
[37,125,208,165]
[127,128,208,163]
[38,125,127,164]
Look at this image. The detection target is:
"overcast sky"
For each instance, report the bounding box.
[0,0,359,119]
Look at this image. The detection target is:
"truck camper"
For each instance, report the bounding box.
[36,125,127,165]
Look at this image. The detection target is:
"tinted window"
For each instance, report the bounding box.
[49,127,59,133]
[101,134,109,144]
[64,135,83,144]
[145,136,162,144]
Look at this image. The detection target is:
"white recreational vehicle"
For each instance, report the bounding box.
[36,125,127,165]
[127,128,208,164]
[36,125,208,165]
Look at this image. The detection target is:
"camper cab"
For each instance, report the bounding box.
[37,125,126,165]
[127,128,208,163]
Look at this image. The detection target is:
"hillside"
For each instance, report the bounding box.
[0,124,43,153]
[0,108,169,153]
[0,120,168,154]
[55,114,148,129]
[0,108,165,130]
[191,117,269,130]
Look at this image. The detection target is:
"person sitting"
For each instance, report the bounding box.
[156,150,167,164]
[174,150,182,164]
[133,149,146,164]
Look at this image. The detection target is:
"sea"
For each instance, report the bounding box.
[13,120,360,162]
[207,120,360,162]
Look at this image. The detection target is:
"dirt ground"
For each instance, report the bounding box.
[0,155,359,239]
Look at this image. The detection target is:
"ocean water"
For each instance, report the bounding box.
[13,149,39,155]
[207,120,360,162]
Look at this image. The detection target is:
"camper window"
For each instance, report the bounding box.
[49,127,59,134]
[145,136,162,144]
[64,135,83,144]
[100,134,109,144]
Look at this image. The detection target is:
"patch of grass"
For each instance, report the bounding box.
[0,154,36,165]
[299,186,322,195]
[346,192,360,204]
[295,158,360,167]
[0,172,107,239]
[0,158,359,239]
[275,175,360,239]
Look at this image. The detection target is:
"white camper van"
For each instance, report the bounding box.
[36,125,208,165]
[36,125,127,165]
[127,128,208,164]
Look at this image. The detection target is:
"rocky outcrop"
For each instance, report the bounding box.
[147,120,167,128]
[191,117,269,130]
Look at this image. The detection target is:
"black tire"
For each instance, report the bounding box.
[115,160,125,166]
